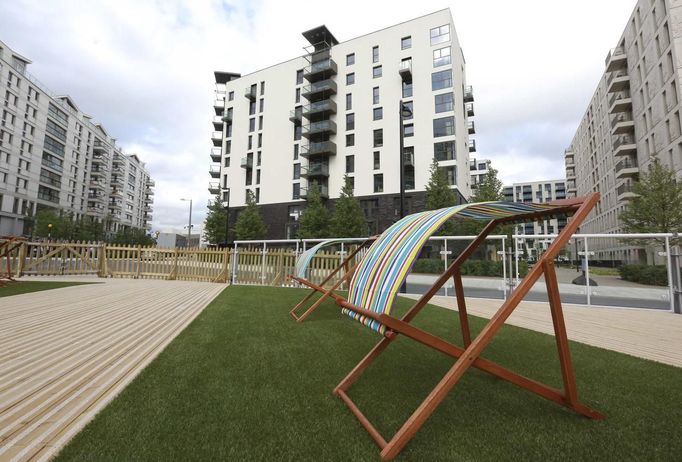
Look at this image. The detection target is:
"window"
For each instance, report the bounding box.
[346,93,352,110]
[440,165,456,185]
[249,118,255,132]
[293,183,300,200]
[346,133,355,147]
[257,133,262,147]
[402,80,413,98]
[294,144,299,160]
[373,65,382,78]
[296,69,304,85]
[346,113,355,131]
[259,98,264,112]
[258,116,263,130]
[347,53,355,65]
[433,116,455,137]
[226,140,231,154]
[248,135,253,150]
[403,101,413,119]
[228,91,234,101]
[346,73,355,85]
[403,123,414,137]
[373,107,383,120]
[47,103,68,126]
[433,141,455,162]
[373,87,380,105]
[249,100,256,115]
[295,88,301,104]
[372,45,379,63]
[373,151,380,169]
[346,155,355,173]
[293,163,300,179]
[260,81,265,95]
[373,129,383,147]
[432,69,453,90]
[348,176,355,190]
[435,93,454,113]
[430,24,450,45]
[401,36,412,50]
[433,47,451,67]
[294,125,302,141]
[373,174,384,193]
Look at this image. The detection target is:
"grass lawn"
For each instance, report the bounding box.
[55,286,682,461]
[0,280,96,298]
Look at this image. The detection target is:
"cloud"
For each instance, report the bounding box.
[0,0,638,231]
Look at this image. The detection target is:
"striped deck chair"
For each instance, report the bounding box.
[289,237,377,322]
[323,194,605,460]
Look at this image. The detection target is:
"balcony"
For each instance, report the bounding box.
[90,169,107,178]
[210,147,222,162]
[244,87,256,100]
[465,102,474,117]
[403,152,415,167]
[608,90,632,113]
[303,58,338,81]
[213,98,224,108]
[145,188,155,196]
[468,139,476,152]
[208,182,220,194]
[302,119,336,138]
[605,46,627,73]
[301,163,329,178]
[90,180,107,190]
[111,165,124,175]
[300,141,337,158]
[300,184,329,199]
[146,179,156,187]
[93,141,107,152]
[110,189,122,197]
[611,113,635,135]
[613,134,637,156]
[212,115,224,130]
[221,112,232,123]
[212,131,223,147]
[302,99,337,119]
[301,79,337,100]
[109,177,123,187]
[289,107,303,123]
[566,167,576,179]
[399,59,412,83]
[109,200,123,210]
[240,157,253,169]
[565,153,575,168]
[616,181,637,201]
[467,120,475,134]
[463,85,474,103]
[209,165,221,178]
[615,156,639,179]
[607,70,630,93]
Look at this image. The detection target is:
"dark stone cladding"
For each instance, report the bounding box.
[228,189,467,241]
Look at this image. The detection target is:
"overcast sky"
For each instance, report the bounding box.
[0,0,637,233]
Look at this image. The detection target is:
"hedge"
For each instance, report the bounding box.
[412,258,529,277]
[618,264,668,286]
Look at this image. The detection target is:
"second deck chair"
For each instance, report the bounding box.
[301,195,605,460]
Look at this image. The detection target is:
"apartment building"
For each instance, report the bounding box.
[0,39,154,236]
[211,9,474,238]
[564,0,682,261]
[469,157,491,190]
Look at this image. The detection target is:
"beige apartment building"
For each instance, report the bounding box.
[0,39,154,237]
[565,0,682,262]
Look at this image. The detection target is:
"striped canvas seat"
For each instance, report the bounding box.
[294,240,347,279]
[343,201,562,334]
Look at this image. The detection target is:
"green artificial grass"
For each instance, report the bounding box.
[55,286,682,461]
[0,281,96,298]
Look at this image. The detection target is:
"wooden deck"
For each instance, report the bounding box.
[406,295,682,368]
[0,278,224,462]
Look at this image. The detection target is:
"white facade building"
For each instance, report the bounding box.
[0,39,154,237]
[211,9,474,238]
[469,157,491,190]
[564,0,682,261]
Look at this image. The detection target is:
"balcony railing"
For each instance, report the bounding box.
[302,99,337,118]
[289,107,303,123]
[468,139,476,152]
[616,182,635,196]
[615,156,638,173]
[208,182,220,194]
[221,112,232,123]
[399,59,412,82]
[463,85,474,103]
[212,115,224,127]
[303,58,338,80]
[301,141,336,157]
[244,87,256,100]
[301,163,329,177]
[404,152,415,167]
[566,168,576,178]
[211,131,223,140]
[209,165,221,177]
[240,157,253,169]
[608,90,631,108]
[605,46,627,71]
[610,112,634,128]
[467,120,475,134]
[302,119,337,138]
[300,184,329,199]
[211,147,222,162]
[301,79,337,99]
[565,155,575,167]
[607,70,630,89]
[465,102,474,117]
[613,134,636,150]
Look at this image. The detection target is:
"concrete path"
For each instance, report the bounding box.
[0,277,224,462]
[403,294,682,368]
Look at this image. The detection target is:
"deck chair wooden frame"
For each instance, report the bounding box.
[0,236,27,284]
[301,194,605,460]
[289,237,377,322]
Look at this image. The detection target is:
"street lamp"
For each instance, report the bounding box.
[398,99,413,219]
[221,188,230,248]
[47,223,52,241]
[180,198,193,248]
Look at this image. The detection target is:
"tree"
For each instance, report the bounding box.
[110,227,156,246]
[73,215,105,242]
[34,208,73,240]
[297,184,331,238]
[471,167,504,202]
[620,160,682,245]
[424,159,458,235]
[235,191,267,240]
[331,175,367,237]
[203,194,228,245]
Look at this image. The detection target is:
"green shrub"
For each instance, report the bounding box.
[618,264,668,286]
[412,258,529,278]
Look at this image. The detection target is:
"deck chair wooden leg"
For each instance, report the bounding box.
[452,270,471,346]
[294,264,358,322]
[334,336,393,394]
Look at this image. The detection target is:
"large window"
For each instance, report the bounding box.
[346,73,355,85]
[294,125,302,141]
[373,173,383,193]
[434,141,456,161]
[373,129,383,147]
[47,103,68,126]
[401,36,412,50]
[293,183,300,200]
[433,116,455,137]
[435,93,454,113]
[346,133,355,147]
[403,123,414,137]
[346,93,352,110]
[296,70,303,85]
[346,113,355,131]
[347,53,355,65]
[373,151,380,169]
[440,165,456,185]
[46,119,66,142]
[293,163,300,179]
[43,135,65,157]
[430,24,450,45]
[402,80,412,98]
[249,118,255,132]
[373,65,382,78]
[373,87,380,105]
[373,107,383,120]
[432,69,453,91]
[346,155,355,173]
[433,47,451,67]
[372,45,379,63]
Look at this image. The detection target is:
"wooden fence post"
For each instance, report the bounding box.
[136,245,142,279]
[15,242,27,278]
[170,250,178,280]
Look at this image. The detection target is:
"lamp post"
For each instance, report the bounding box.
[221,188,230,248]
[180,198,193,247]
[47,223,52,241]
[398,99,413,219]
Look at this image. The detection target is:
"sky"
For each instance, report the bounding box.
[0,0,638,233]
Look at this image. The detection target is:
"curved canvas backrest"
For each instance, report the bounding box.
[343,201,560,334]
[294,240,347,279]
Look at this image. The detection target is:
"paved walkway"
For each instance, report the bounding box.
[404,294,682,368]
[0,278,224,462]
